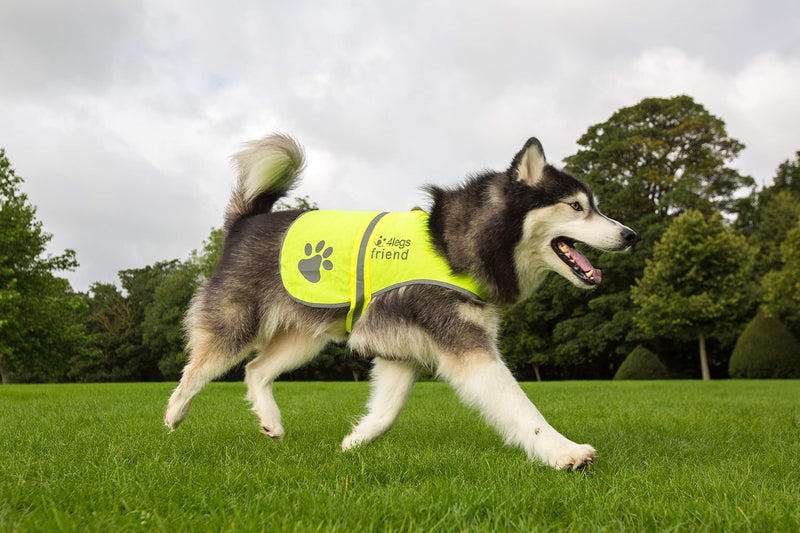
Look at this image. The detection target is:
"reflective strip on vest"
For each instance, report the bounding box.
[279,210,484,332]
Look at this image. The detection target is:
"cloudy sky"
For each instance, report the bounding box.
[1,0,798,291]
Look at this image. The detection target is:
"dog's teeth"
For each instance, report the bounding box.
[559,244,573,260]
[586,270,593,278]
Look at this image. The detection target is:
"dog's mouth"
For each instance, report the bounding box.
[551,238,602,286]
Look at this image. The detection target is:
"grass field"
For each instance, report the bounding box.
[1,380,799,532]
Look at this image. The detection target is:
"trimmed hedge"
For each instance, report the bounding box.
[728,311,800,379]
[614,345,670,380]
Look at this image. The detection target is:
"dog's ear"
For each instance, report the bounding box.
[510,137,547,187]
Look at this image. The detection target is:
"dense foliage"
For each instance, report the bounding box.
[613,345,670,380]
[631,211,756,379]
[728,311,800,379]
[2,95,799,382]
[761,221,800,340]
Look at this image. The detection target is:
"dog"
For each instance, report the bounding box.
[164,134,636,470]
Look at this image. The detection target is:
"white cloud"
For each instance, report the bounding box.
[600,47,800,183]
[724,53,800,180]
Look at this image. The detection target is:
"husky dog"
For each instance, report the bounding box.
[164,134,636,470]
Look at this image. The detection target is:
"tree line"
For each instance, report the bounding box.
[2,95,799,383]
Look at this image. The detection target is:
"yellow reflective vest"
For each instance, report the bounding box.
[279,210,484,332]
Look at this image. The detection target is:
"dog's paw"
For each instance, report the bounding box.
[554,443,596,470]
[163,402,190,431]
[341,431,369,451]
[260,425,285,440]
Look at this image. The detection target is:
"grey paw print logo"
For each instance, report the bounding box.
[298,240,333,283]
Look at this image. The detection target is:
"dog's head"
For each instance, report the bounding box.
[510,138,637,291]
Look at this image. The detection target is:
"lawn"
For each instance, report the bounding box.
[1,380,798,531]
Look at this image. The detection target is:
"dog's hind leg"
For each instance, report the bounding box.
[436,350,595,470]
[244,330,327,439]
[164,328,250,430]
[341,357,419,451]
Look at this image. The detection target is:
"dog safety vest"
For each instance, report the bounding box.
[280,210,484,332]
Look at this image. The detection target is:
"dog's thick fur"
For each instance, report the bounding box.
[164,134,636,470]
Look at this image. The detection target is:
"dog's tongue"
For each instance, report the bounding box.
[568,243,602,283]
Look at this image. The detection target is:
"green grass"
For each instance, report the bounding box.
[1,380,799,532]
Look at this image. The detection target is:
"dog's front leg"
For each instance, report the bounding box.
[436,351,595,470]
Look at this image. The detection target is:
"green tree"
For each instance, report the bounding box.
[500,300,554,381]
[188,227,224,279]
[762,220,800,340]
[728,310,800,379]
[72,282,135,381]
[738,150,800,275]
[747,190,800,276]
[145,264,199,380]
[631,211,756,380]
[613,345,670,380]
[77,261,201,382]
[565,95,752,220]
[764,150,800,201]
[116,260,185,381]
[0,149,89,383]
[76,261,185,382]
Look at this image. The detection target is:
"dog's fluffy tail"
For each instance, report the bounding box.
[224,133,306,232]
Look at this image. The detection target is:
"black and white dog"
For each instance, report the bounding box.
[164,134,636,469]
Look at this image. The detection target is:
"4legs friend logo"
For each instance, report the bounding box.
[298,241,333,283]
[372,235,412,261]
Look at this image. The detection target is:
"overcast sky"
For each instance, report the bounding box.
[1,0,798,291]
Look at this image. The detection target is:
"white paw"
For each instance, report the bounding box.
[554,443,596,470]
[260,425,285,440]
[163,402,190,431]
[341,431,367,451]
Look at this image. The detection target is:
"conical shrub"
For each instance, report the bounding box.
[729,311,800,378]
[614,345,670,380]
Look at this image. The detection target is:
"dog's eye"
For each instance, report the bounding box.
[569,202,583,211]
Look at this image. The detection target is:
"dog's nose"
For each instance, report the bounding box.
[621,227,637,244]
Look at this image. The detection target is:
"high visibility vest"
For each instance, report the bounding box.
[279,210,484,332]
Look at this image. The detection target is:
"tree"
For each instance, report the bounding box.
[75,261,185,382]
[738,148,800,273]
[75,261,202,382]
[0,149,90,383]
[565,95,752,220]
[747,190,800,277]
[116,260,186,381]
[613,345,670,380]
[144,265,199,380]
[187,227,224,280]
[631,211,756,380]
[728,310,800,379]
[501,300,553,381]
[71,283,131,381]
[761,220,800,340]
[765,150,800,200]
